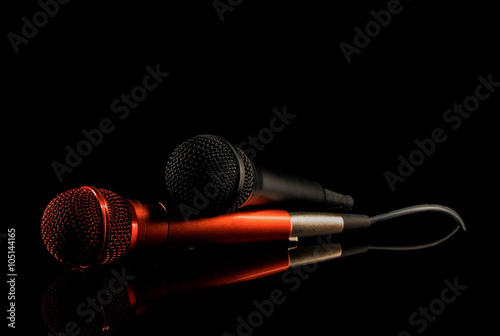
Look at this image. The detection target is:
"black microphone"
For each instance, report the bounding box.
[165,134,354,217]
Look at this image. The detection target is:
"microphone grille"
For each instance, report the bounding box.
[165,134,254,216]
[41,187,132,266]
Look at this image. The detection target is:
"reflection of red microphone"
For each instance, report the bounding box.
[41,186,371,267]
[42,239,358,336]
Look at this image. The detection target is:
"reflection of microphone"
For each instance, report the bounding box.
[42,268,131,336]
[165,134,354,217]
[41,239,365,336]
[41,186,369,267]
[41,186,466,267]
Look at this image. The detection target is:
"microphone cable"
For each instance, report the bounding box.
[368,204,466,251]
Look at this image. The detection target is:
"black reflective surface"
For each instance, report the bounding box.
[5,0,497,335]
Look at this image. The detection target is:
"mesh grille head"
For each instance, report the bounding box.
[41,187,132,266]
[165,135,254,216]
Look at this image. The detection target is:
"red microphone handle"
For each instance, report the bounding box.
[126,200,293,253]
[168,209,292,244]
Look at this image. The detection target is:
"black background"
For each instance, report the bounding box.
[3,0,499,335]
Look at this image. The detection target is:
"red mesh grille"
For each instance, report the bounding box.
[98,188,133,265]
[41,187,132,266]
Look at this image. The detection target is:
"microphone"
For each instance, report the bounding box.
[164,134,354,217]
[41,186,370,267]
[41,186,465,267]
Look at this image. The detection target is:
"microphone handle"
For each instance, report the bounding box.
[126,200,371,251]
[246,165,354,210]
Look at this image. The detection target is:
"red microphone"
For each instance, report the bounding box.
[41,186,371,267]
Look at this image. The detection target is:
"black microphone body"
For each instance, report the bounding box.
[165,134,353,216]
[248,164,351,209]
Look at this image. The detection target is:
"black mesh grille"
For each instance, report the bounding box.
[165,135,254,216]
[234,145,254,210]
